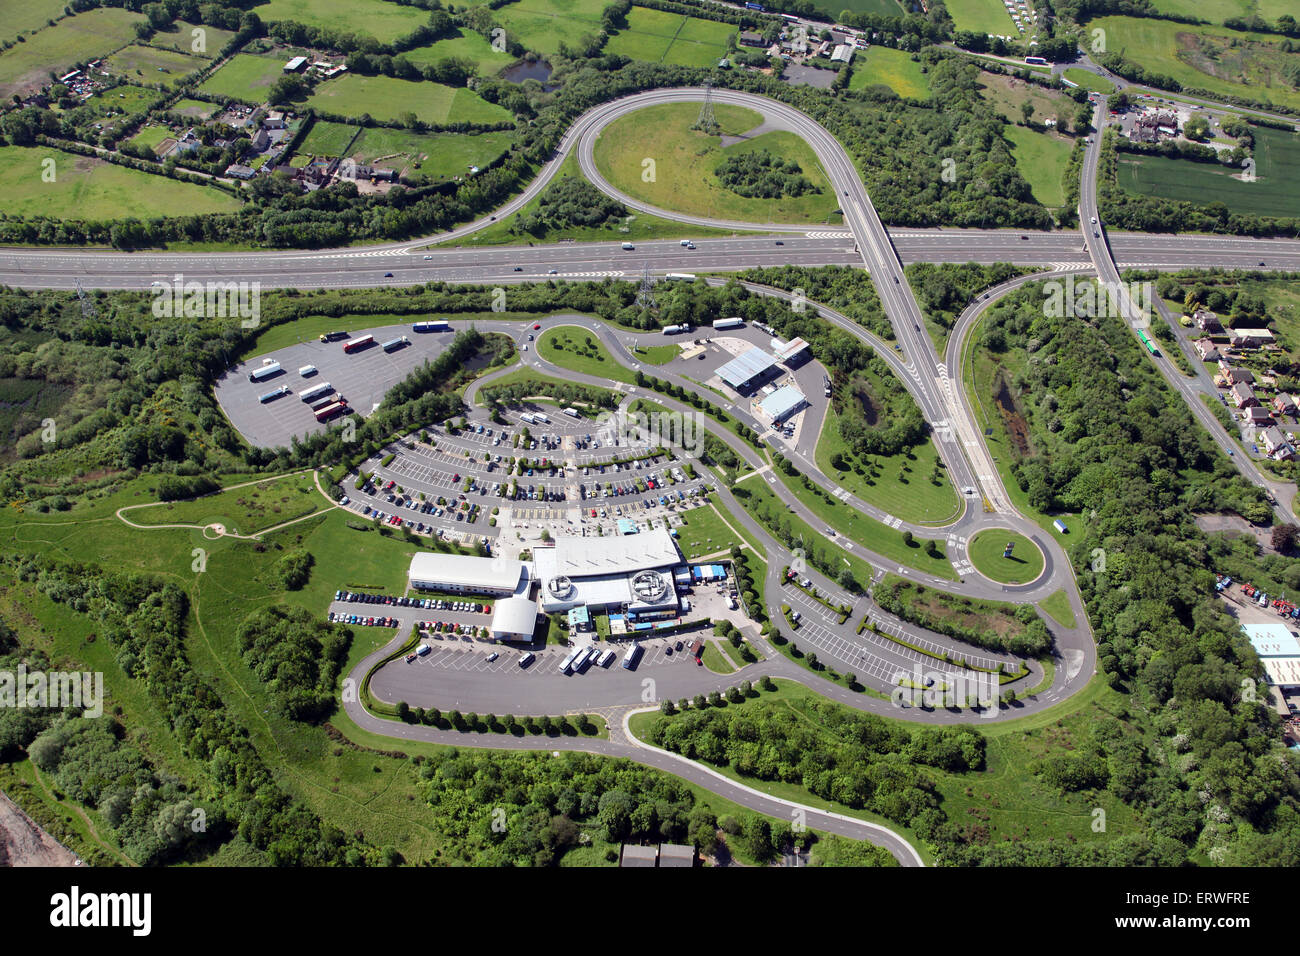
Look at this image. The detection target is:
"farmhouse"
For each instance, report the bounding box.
[1231,328,1275,347]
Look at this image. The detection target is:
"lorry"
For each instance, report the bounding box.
[713,317,744,330]
[248,361,282,383]
[298,382,333,403]
[412,320,449,333]
[343,334,374,353]
[258,386,291,403]
[663,324,686,335]
[381,335,410,352]
[319,331,349,343]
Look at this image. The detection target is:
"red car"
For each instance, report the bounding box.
[533,323,541,330]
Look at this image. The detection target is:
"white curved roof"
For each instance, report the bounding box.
[492,596,538,638]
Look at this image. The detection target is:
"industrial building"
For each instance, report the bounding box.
[758,385,807,424]
[534,527,683,614]
[407,552,529,596]
[715,347,781,393]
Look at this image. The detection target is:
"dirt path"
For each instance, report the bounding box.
[0,791,81,867]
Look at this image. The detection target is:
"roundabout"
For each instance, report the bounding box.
[966,528,1047,585]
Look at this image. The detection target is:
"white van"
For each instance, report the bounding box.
[519,651,535,667]
[416,644,431,656]
[621,242,634,250]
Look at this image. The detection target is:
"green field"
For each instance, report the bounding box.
[0,7,145,100]
[150,21,239,57]
[1003,124,1072,207]
[1088,15,1300,113]
[448,147,739,247]
[81,84,162,137]
[1039,588,1076,628]
[102,44,207,87]
[1117,125,1300,219]
[629,343,682,365]
[604,7,736,68]
[297,119,360,157]
[1062,67,1113,94]
[978,70,1077,127]
[0,0,69,43]
[128,124,173,153]
[592,102,841,225]
[305,73,513,125]
[0,145,242,221]
[967,528,1045,584]
[401,29,514,75]
[832,0,904,13]
[252,0,429,43]
[537,326,638,385]
[123,473,322,535]
[848,46,932,99]
[198,53,288,102]
[1147,0,1296,25]
[494,0,611,56]
[943,0,1018,35]
[169,97,219,119]
[672,503,753,560]
[815,403,959,526]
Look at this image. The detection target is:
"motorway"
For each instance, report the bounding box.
[11,84,1297,865]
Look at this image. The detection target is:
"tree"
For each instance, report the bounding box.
[396,701,410,722]
[902,530,914,546]
[1271,523,1298,554]
[1020,101,1034,126]
[837,567,856,590]
[660,698,676,715]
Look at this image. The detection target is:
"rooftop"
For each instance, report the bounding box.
[716,347,778,389]
[408,552,528,592]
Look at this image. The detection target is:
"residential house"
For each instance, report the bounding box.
[224,164,255,179]
[1274,393,1297,416]
[1194,309,1222,334]
[1192,338,1219,361]
[1243,406,1273,427]
[1261,426,1295,460]
[1219,361,1254,385]
[1231,381,1259,408]
[739,31,765,47]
